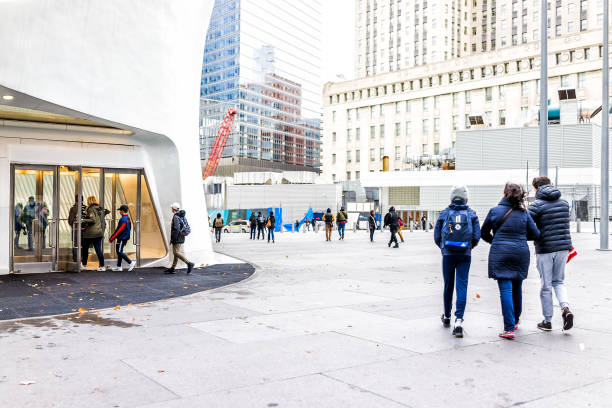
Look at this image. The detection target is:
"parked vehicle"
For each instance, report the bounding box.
[223,220,250,233]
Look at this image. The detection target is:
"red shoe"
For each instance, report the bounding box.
[498,330,515,340]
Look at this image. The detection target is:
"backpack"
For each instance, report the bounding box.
[441,209,472,252]
[257,215,264,224]
[213,217,223,228]
[181,215,192,235]
[324,213,333,224]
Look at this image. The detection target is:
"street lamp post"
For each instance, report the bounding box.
[539,0,548,177]
[601,0,610,250]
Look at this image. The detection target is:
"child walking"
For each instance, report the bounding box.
[109,205,135,271]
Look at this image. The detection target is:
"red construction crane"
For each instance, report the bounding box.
[202,107,237,180]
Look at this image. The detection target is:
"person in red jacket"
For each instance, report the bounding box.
[109,205,135,271]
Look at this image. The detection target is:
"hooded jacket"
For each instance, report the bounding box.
[171,210,187,244]
[481,198,540,280]
[383,207,399,229]
[528,184,572,254]
[434,200,481,256]
[249,213,257,226]
[82,204,107,239]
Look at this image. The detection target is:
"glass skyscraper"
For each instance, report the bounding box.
[200,0,322,173]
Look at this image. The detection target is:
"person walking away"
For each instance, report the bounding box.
[213,213,224,243]
[324,208,334,241]
[14,203,25,249]
[267,211,276,243]
[368,210,377,243]
[336,207,348,240]
[68,195,85,262]
[397,217,405,243]
[249,211,257,239]
[481,183,540,340]
[256,211,265,240]
[434,186,481,338]
[421,215,427,231]
[165,202,194,274]
[294,219,300,232]
[109,204,135,271]
[528,177,574,331]
[81,196,109,271]
[383,206,400,248]
[305,219,310,231]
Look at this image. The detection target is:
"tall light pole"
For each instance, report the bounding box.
[539,0,548,177]
[601,0,609,250]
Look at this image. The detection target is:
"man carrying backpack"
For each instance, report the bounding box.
[256,211,265,240]
[434,185,481,338]
[165,202,194,274]
[383,206,400,248]
[249,211,257,240]
[336,206,348,240]
[323,208,334,241]
[213,213,224,243]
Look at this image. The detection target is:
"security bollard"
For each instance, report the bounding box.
[577,218,581,233]
[353,222,357,233]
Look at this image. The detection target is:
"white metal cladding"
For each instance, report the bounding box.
[563,125,593,167]
[419,186,449,210]
[225,184,342,223]
[466,185,506,220]
[548,126,564,167]
[455,130,483,170]
[482,128,521,169]
[520,127,540,170]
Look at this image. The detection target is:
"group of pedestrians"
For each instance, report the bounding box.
[434,178,574,340]
[247,211,276,243]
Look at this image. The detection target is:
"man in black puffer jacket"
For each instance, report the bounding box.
[528,177,574,332]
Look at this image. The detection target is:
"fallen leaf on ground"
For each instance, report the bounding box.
[476,293,481,298]
[114,305,120,310]
[157,370,165,373]
[20,381,36,386]
[78,308,87,313]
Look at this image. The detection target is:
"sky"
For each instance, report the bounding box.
[321,0,355,83]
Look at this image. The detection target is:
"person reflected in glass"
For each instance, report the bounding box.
[68,195,85,262]
[14,203,25,250]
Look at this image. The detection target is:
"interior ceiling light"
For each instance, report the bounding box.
[2,95,14,100]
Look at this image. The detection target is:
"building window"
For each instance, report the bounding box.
[332,153,336,164]
[578,72,586,88]
[422,144,428,154]
[370,148,375,161]
[347,109,352,121]
[465,114,471,128]
[380,124,385,138]
[395,146,401,160]
[370,125,375,139]
[332,132,337,142]
[568,21,575,32]
[356,149,361,163]
[406,100,412,113]
[561,74,569,88]
[423,119,429,133]
[423,97,429,111]
[379,148,385,159]
[406,121,412,137]
[395,101,401,114]
[395,123,401,138]
[521,81,528,97]
[356,171,360,179]
[434,143,439,155]
[332,111,336,122]
[484,111,492,126]
[347,151,352,163]
[370,106,375,118]
[346,172,351,180]
[498,85,505,99]
[347,129,352,142]
[379,104,384,116]
[452,92,459,106]
[485,87,492,102]
[356,108,360,120]
[356,128,361,141]
[434,118,440,133]
[465,90,471,104]
[434,95,440,109]
[332,174,336,182]
[499,110,506,126]
[452,115,458,130]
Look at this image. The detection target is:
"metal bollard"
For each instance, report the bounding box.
[353,222,357,233]
[409,221,413,232]
[577,218,581,233]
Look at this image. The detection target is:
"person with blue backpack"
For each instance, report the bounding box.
[109,204,135,271]
[165,202,194,274]
[434,185,481,338]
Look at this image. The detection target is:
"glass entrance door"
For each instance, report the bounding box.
[11,166,57,273]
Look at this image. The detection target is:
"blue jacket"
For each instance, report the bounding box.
[434,200,481,256]
[171,210,187,244]
[109,214,131,242]
[481,198,540,280]
[528,184,572,254]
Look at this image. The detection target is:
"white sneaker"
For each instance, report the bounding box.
[128,261,135,272]
[112,266,123,272]
[97,266,106,272]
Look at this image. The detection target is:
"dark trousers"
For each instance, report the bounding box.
[257,225,265,239]
[388,226,398,246]
[116,239,131,266]
[369,228,375,242]
[214,227,222,242]
[497,279,523,331]
[250,225,256,239]
[268,228,275,242]
[442,254,471,320]
[82,237,104,267]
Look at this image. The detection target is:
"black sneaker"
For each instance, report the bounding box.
[452,319,464,338]
[163,268,175,275]
[537,320,552,331]
[187,262,194,274]
[562,307,574,330]
[441,314,451,328]
[393,244,399,248]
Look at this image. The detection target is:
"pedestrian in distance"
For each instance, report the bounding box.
[213,213,223,243]
[324,208,334,241]
[368,210,377,243]
[305,219,310,231]
[336,206,348,240]
[109,204,135,271]
[421,215,427,231]
[481,183,540,340]
[13,202,25,250]
[528,176,574,331]
[434,185,481,338]
[249,211,257,239]
[397,217,405,243]
[256,211,266,240]
[165,202,194,274]
[383,206,400,248]
[267,211,276,243]
[294,219,300,232]
[81,196,110,271]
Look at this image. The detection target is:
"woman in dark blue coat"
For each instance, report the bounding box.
[481,183,540,339]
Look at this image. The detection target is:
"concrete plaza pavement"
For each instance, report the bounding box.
[1,227,612,407]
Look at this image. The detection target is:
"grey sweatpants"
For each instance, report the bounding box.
[536,250,569,321]
[171,243,190,268]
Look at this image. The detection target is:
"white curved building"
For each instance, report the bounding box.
[0,0,215,274]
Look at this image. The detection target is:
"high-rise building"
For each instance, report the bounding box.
[201,0,323,175]
[355,0,603,78]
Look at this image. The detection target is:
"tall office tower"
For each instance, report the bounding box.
[200,0,323,175]
[355,0,601,78]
